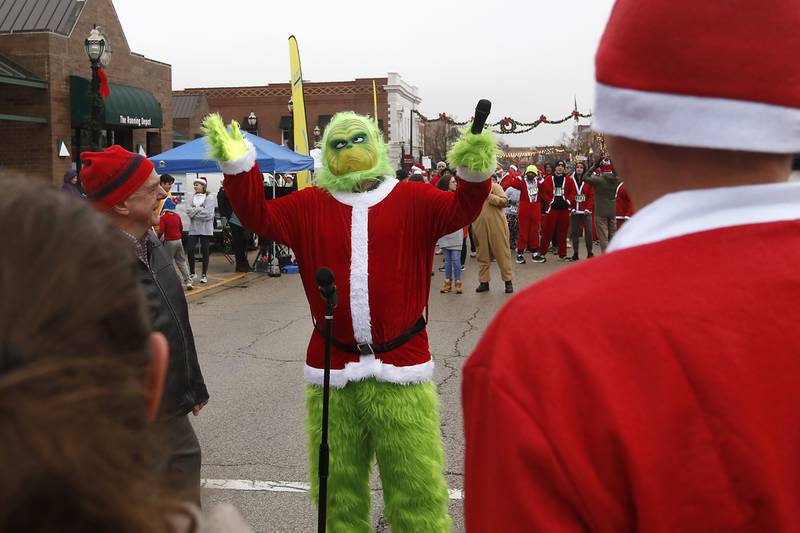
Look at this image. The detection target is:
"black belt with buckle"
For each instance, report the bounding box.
[313,316,427,356]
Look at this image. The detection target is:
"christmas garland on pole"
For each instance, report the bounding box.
[412,108,592,134]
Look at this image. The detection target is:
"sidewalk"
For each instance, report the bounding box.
[183,250,260,297]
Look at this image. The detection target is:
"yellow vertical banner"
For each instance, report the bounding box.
[372,80,379,128]
[289,35,312,190]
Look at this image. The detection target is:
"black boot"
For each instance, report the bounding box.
[475,282,490,293]
[505,280,514,293]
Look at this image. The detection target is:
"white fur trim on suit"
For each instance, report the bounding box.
[329,177,398,208]
[328,178,399,345]
[608,181,800,253]
[457,165,493,183]
[304,358,435,388]
[349,204,372,344]
[218,140,257,175]
[593,83,800,154]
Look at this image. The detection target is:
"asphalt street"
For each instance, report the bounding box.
[189,248,574,532]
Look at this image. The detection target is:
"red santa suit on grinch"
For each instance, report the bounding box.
[615,181,633,228]
[219,143,490,387]
[537,173,577,258]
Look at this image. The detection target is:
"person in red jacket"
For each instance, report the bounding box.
[568,161,595,260]
[615,181,634,228]
[506,165,544,263]
[157,200,192,290]
[463,0,800,531]
[535,160,576,262]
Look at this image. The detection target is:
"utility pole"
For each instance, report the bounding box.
[409,109,413,161]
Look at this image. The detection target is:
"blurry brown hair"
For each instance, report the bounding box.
[0,178,187,533]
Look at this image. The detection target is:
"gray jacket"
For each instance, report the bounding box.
[187,193,217,236]
[437,228,463,250]
[585,172,620,218]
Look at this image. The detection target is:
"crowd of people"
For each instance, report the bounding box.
[397,155,635,295]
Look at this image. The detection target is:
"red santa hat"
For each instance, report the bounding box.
[593,0,800,153]
[80,145,155,211]
[193,176,208,189]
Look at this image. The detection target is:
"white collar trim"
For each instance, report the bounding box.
[329,177,398,208]
[608,181,800,253]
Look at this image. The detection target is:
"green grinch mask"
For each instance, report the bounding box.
[315,112,395,192]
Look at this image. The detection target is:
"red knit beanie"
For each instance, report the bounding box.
[80,145,155,211]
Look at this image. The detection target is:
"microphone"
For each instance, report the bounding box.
[471,99,492,134]
[315,267,337,310]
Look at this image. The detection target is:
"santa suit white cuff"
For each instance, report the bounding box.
[219,140,257,175]
[457,163,494,183]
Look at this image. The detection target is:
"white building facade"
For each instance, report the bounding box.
[384,72,423,169]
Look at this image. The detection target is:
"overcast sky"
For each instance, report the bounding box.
[113,0,616,147]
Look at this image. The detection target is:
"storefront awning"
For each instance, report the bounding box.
[70,76,163,128]
[0,55,47,89]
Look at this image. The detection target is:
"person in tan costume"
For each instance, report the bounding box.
[472,180,514,293]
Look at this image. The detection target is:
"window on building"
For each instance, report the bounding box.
[146,132,161,156]
[279,115,293,149]
[317,115,332,136]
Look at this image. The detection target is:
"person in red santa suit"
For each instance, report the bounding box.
[463,0,800,531]
[505,165,544,263]
[535,159,576,262]
[507,164,519,179]
[615,180,634,228]
[202,111,496,532]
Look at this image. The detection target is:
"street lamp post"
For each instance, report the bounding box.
[84,25,106,151]
[246,111,257,134]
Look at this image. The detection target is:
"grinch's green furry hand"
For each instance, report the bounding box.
[447,128,500,174]
[201,113,248,162]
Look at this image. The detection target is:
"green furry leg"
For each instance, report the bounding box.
[365,380,451,533]
[307,379,451,533]
[307,384,374,533]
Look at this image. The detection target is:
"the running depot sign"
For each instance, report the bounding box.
[118,115,153,127]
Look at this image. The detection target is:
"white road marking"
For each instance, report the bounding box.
[201,479,463,500]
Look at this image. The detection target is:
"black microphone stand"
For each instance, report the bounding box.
[317,295,334,532]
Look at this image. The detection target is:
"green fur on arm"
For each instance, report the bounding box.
[201,113,248,162]
[447,128,500,173]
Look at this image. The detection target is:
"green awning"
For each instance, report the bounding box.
[70,76,163,128]
[0,54,47,89]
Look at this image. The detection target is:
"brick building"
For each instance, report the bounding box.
[172,92,209,144]
[174,72,422,169]
[0,0,172,185]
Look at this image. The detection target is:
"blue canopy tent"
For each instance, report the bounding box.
[149,132,314,174]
